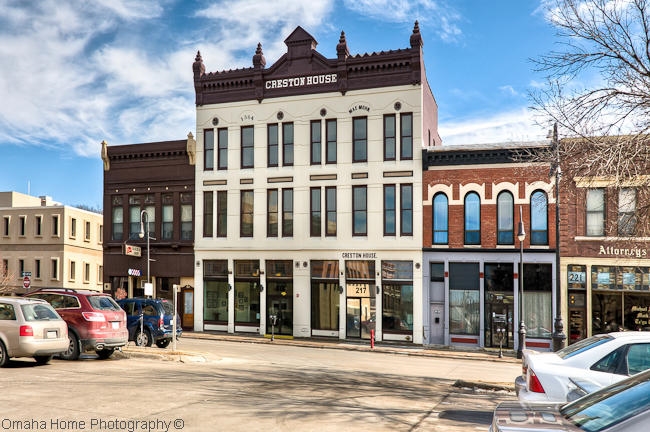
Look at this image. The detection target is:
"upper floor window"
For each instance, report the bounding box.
[241,126,254,169]
[400,184,413,236]
[112,207,123,241]
[400,113,413,160]
[241,190,254,237]
[162,194,173,240]
[217,128,228,170]
[84,221,91,241]
[433,193,448,244]
[353,117,367,163]
[267,124,278,167]
[3,216,9,236]
[352,185,367,236]
[384,115,396,161]
[618,188,636,236]
[313,187,337,237]
[19,216,26,236]
[283,123,294,166]
[217,191,227,237]
[464,192,481,245]
[204,129,214,170]
[52,214,59,237]
[35,215,42,236]
[180,192,193,240]
[586,188,605,236]
[310,121,321,165]
[203,191,213,238]
[267,189,278,237]
[70,217,77,238]
[326,119,337,164]
[383,184,396,236]
[530,191,549,245]
[310,188,321,237]
[497,191,514,245]
[282,188,293,237]
[326,186,337,236]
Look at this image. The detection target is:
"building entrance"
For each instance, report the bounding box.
[346,283,375,339]
[266,282,293,336]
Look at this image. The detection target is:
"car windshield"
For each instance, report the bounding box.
[560,370,650,431]
[21,303,60,321]
[88,295,122,311]
[557,334,613,360]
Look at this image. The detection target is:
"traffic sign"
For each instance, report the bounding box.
[23,276,31,290]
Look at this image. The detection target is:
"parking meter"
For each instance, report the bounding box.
[269,314,278,341]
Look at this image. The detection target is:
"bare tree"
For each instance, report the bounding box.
[0,260,16,295]
[531,0,650,235]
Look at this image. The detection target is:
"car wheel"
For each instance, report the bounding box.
[135,329,152,347]
[34,355,53,365]
[0,340,8,367]
[96,348,115,360]
[156,339,171,349]
[60,332,81,360]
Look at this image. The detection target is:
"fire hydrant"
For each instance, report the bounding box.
[370,329,375,349]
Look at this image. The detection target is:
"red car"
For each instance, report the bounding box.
[24,288,128,360]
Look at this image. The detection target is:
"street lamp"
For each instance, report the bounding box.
[138,210,153,290]
[517,205,527,360]
[550,123,567,351]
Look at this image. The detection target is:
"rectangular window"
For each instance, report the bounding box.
[267,124,278,167]
[400,113,413,160]
[84,221,91,241]
[267,189,278,237]
[352,185,367,236]
[99,225,103,243]
[204,129,214,170]
[98,265,103,284]
[310,260,340,331]
[618,188,636,236]
[84,262,90,283]
[51,258,59,280]
[35,216,42,236]
[69,260,76,282]
[326,119,337,164]
[112,207,123,241]
[384,114,396,161]
[52,215,59,237]
[35,259,41,279]
[19,216,26,236]
[310,188,321,237]
[241,190,254,237]
[162,204,173,240]
[19,259,24,276]
[384,185,396,236]
[400,184,413,235]
[217,191,227,237]
[181,204,192,240]
[282,188,293,237]
[70,218,76,238]
[203,191,214,237]
[449,262,480,336]
[241,126,254,169]
[283,123,294,166]
[326,187,337,236]
[2,216,9,236]
[353,117,367,163]
[382,261,413,332]
[310,120,321,165]
[586,188,605,236]
[217,128,228,170]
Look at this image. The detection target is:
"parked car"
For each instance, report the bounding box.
[0,297,69,366]
[491,367,650,431]
[516,332,650,403]
[24,288,128,360]
[117,298,182,348]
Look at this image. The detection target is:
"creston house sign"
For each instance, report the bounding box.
[265,73,337,89]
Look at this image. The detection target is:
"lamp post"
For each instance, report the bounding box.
[550,123,567,351]
[517,205,527,359]
[138,210,153,292]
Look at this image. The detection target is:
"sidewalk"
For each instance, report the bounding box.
[122,330,520,365]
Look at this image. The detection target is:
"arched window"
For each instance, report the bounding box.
[497,191,514,245]
[433,193,448,244]
[464,192,481,245]
[531,190,548,245]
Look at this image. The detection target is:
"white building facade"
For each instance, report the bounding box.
[192,24,440,343]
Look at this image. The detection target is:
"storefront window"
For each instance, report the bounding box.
[484,263,513,347]
[522,264,552,339]
[234,260,261,325]
[381,261,413,332]
[449,262,480,336]
[311,260,340,331]
[204,260,229,323]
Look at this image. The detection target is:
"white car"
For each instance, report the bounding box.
[0,297,69,366]
[516,332,650,403]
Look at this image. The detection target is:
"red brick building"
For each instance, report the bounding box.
[421,143,558,350]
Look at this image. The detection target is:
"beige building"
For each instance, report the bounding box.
[0,191,104,294]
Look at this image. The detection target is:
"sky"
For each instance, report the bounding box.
[0,0,560,210]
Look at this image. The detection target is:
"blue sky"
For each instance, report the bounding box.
[0,0,558,210]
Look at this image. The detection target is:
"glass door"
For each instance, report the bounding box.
[346,298,361,338]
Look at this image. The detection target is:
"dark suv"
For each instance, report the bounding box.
[24,288,128,360]
[117,298,182,348]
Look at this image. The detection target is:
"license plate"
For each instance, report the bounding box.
[111,321,119,329]
[47,330,58,339]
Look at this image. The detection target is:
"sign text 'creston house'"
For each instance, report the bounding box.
[265,73,337,90]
